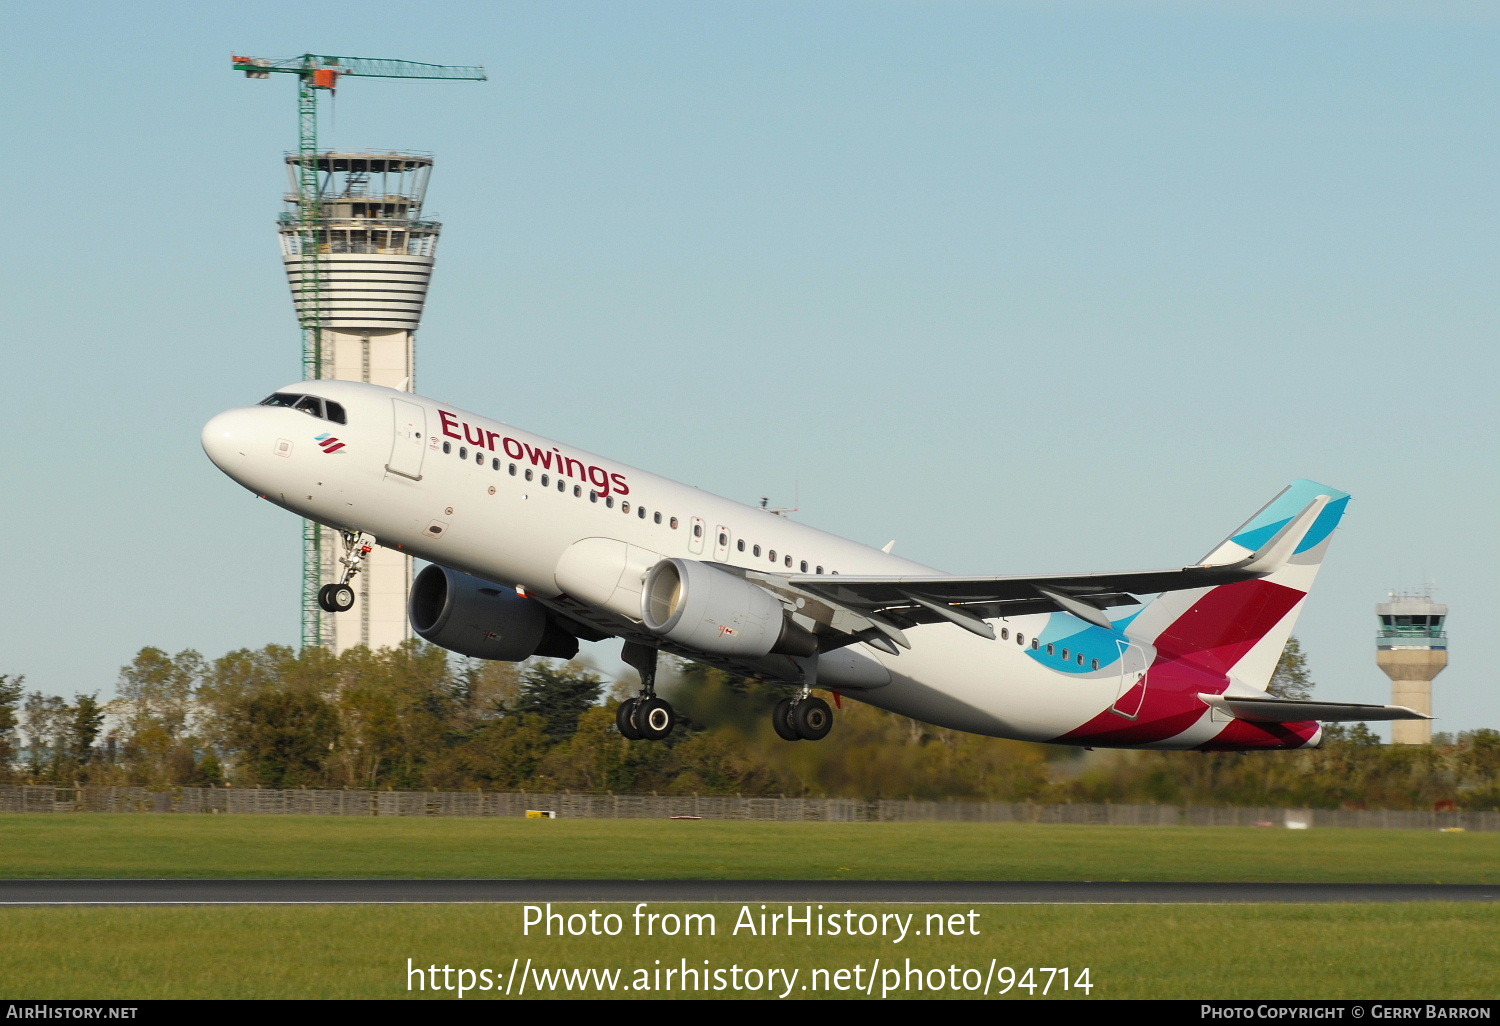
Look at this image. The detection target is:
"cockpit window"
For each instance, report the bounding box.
[259,392,346,425]
[293,395,325,418]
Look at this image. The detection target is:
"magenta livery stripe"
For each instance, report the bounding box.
[1150,579,1304,676]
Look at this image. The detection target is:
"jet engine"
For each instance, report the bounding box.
[641,558,816,658]
[409,565,578,661]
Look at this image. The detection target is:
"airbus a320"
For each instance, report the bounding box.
[203,381,1423,750]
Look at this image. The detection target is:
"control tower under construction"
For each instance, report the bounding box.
[277,150,441,652]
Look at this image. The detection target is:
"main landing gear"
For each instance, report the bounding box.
[316,531,374,614]
[772,694,833,741]
[772,653,834,741]
[617,642,676,741]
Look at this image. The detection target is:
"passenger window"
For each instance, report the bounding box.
[476,451,484,464]
[442,441,451,454]
[719,532,728,547]
[540,474,548,486]
[815,566,823,574]
[769,550,776,562]
[460,446,468,459]
[589,491,598,503]
[799,560,807,572]
[737,540,745,552]
[1016,633,1024,646]
[753,545,761,557]
[654,513,662,525]
[509,464,517,475]
[1078,653,1086,666]
[558,479,566,492]
[1091,659,1100,670]
[693,523,703,538]
[670,517,678,529]
[1000,628,1009,641]
[1031,639,1040,650]
[324,401,347,424]
[622,502,631,514]
[491,458,500,470]
[1047,644,1055,656]
[524,469,533,481]
[1061,648,1069,660]
[606,497,614,508]
[574,485,582,497]
[638,507,647,519]
[784,555,792,568]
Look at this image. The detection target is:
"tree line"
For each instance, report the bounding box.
[0,639,1495,810]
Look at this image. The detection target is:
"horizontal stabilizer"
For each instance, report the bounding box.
[1199,694,1430,723]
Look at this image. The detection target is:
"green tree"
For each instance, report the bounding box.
[21,692,68,781]
[1267,636,1313,701]
[0,675,25,781]
[513,662,604,741]
[69,694,106,774]
[229,688,338,788]
[116,648,203,784]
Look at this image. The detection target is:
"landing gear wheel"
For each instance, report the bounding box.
[791,697,832,741]
[317,583,355,613]
[772,698,800,741]
[635,697,676,741]
[616,698,644,741]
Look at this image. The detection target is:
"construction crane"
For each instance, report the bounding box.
[233,53,487,650]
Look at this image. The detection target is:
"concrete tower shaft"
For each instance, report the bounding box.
[277,151,440,653]
[1376,591,1448,745]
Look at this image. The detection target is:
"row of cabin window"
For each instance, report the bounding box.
[997,626,1101,670]
[442,440,833,575]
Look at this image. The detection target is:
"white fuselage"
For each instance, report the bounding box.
[203,380,1259,750]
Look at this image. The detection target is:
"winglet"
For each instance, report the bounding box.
[1221,494,1331,576]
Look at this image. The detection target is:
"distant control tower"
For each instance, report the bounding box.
[278,151,440,652]
[1376,590,1448,745]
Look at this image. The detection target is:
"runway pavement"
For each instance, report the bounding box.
[0,879,1495,904]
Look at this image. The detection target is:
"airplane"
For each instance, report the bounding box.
[202,380,1426,751]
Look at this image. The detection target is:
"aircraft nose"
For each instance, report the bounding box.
[201,407,265,474]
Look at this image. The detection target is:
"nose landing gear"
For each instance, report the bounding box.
[316,530,374,614]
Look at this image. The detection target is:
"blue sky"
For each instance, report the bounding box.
[5,2,1496,737]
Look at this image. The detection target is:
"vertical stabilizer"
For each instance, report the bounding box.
[1124,480,1350,688]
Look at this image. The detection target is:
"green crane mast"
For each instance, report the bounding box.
[232,53,487,649]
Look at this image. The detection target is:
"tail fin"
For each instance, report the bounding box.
[1124,480,1350,689]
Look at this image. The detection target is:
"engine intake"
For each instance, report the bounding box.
[641,558,816,658]
[409,565,578,661]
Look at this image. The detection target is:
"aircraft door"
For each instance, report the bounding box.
[713,525,731,561]
[688,516,706,555]
[1111,639,1149,719]
[387,398,426,481]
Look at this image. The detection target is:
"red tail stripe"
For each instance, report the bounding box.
[1151,579,1303,675]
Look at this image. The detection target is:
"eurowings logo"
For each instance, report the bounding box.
[315,433,345,454]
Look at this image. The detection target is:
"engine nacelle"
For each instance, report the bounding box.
[409,565,578,661]
[641,558,816,658]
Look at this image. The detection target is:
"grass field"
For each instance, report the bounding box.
[1,815,1496,1000]
[1,903,1494,999]
[1,813,1497,882]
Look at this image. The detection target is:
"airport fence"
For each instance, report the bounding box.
[0,784,1496,830]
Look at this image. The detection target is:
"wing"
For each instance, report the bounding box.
[739,494,1332,653]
